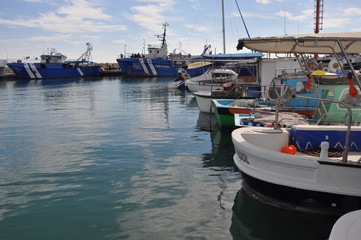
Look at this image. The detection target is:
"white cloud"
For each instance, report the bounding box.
[185,24,208,32]
[0,0,126,33]
[113,39,126,45]
[256,0,271,4]
[343,8,361,16]
[26,33,72,42]
[241,11,274,19]
[323,17,350,29]
[57,0,111,20]
[275,9,313,22]
[25,33,101,43]
[127,1,175,33]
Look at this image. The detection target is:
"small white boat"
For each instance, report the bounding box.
[329,210,361,240]
[193,83,260,113]
[232,32,361,215]
[186,68,238,93]
[0,59,7,77]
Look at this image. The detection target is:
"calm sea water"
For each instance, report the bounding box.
[0,76,337,239]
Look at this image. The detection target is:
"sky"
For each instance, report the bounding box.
[0,0,361,63]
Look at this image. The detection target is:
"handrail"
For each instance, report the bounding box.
[296,95,352,163]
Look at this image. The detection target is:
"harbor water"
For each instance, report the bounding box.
[0,76,337,239]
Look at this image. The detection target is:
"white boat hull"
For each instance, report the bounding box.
[193,91,214,113]
[186,80,224,93]
[232,127,361,201]
[0,59,7,77]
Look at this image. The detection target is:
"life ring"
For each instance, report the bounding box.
[322,66,329,72]
[328,58,342,73]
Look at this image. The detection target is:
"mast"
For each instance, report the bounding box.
[222,0,226,54]
[314,0,323,60]
[314,0,323,34]
[156,22,168,47]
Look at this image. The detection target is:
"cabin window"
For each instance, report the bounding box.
[294,81,317,94]
[338,88,361,109]
[296,81,304,92]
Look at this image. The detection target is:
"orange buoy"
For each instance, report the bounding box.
[281,145,297,155]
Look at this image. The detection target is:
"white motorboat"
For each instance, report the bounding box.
[232,32,361,215]
[186,68,238,93]
[329,210,361,240]
[193,83,260,113]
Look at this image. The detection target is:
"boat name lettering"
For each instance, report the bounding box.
[237,150,249,164]
[154,65,169,69]
[132,63,143,70]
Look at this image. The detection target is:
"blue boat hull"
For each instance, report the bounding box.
[7,62,101,79]
[117,58,207,77]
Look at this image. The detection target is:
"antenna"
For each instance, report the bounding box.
[283,3,286,35]
[314,0,324,60]
[314,0,324,34]
[155,22,169,46]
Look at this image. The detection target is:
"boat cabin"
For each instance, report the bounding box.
[146,43,168,59]
[40,52,67,64]
[313,84,361,124]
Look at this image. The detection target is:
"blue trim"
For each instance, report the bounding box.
[7,62,101,79]
[117,58,208,77]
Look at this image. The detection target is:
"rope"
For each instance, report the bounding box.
[234,0,250,38]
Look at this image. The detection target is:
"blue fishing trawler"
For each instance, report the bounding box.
[7,43,101,79]
[117,23,208,77]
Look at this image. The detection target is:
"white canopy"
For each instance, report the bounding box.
[237,32,361,54]
[187,61,212,69]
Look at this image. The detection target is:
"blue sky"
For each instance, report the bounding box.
[0,0,360,63]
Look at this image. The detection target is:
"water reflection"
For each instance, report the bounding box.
[196,112,235,169]
[230,188,338,240]
[0,76,243,239]
[11,77,101,88]
[196,112,217,132]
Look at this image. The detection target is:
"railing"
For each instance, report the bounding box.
[294,95,352,163]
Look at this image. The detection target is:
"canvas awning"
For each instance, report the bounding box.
[237,32,361,55]
[187,61,212,69]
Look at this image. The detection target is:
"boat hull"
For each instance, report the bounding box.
[241,171,361,216]
[213,99,315,127]
[0,59,7,77]
[186,81,224,93]
[7,62,101,79]
[194,90,257,113]
[232,127,361,213]
[117,58,206,77]
[212,99,253,126]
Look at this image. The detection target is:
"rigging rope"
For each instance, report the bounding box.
[234,0,250,38]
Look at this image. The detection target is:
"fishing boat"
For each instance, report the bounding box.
[186,68,238,93]
[173,52,261,91]
[116,23,208,77]
[193,83,260,113]
[213,75,320,127]
[7,43,100,79]
[232,32,361,215]
[0,59,7,77]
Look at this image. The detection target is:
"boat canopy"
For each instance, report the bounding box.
[202,52,262,59]
[187,61,212,69]
[237,32,361,54]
